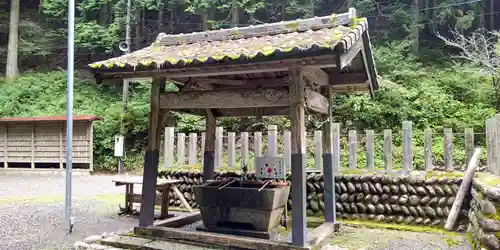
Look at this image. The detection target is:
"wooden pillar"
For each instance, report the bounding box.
[322,88,335,223]
[203,109,216,182]
[88,121,94,172]
[139,78,165,227]
[289,67,307,246]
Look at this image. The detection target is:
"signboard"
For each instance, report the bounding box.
[255,156,285,180]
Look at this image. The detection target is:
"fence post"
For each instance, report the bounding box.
[228,132,236,167]
[366,130,374,171]
[268,125,278,156]
[402,121,412,175]
[486,118,494,172]
[254,132,262,158]
[424,128,432,171]
[241,132,249,168]
[177,133,186,166]
[332,123,341,174]
[215,127,223,168]
[494,114,500,174]
[348,130,357,170]
[284,131,291,171]
[188,133,197,165]
[314,130,322,169]
[464,128,474,166]
[383,129,392,173]
[201,132,206,164]
[444,128,453,171]
[164,127,174,169]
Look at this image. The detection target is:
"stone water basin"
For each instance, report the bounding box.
[193,180,290,233]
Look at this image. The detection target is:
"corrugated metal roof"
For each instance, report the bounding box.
[88,16,368,71]
[0,115,102,122]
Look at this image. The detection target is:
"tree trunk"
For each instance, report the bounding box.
[6,0,20,78]
[411,0,420,54]
[99,4,109,26]
[231,0,239,27]
[135,8,141,50]
[158,1,164,32]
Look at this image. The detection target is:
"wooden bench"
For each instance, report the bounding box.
[113,177,193,219]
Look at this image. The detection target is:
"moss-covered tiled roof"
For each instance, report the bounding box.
[89,15,367,70]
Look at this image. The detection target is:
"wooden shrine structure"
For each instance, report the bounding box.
[0,115,100,170]
[88,8,378,248]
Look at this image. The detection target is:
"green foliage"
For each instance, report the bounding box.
[1,40,496,171]
[1,0,499,171]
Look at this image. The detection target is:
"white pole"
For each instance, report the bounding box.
[65,0,75,233]
[118,0,132,174]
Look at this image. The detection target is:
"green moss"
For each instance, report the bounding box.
[425,171,464,180]
[484,210,500,221]
[341,169,374,175]
[476,172,500,186]
[341,219,451,234]
[284,22,300,29]
[166,57,178,64]
[330,14,337,24]
[465,232,474,246]
[230,31,241,37]
[307,216,455,235]
[444,237,461,247]
[277,226,289,237]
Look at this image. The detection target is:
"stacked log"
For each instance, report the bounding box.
[469,177,500,250]
[158,169,468,230]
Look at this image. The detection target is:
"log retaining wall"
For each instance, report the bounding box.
[159,169,470,231]
[469,177,500,249]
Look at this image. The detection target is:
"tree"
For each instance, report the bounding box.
[6,0,20,78]
[436,28,500,109]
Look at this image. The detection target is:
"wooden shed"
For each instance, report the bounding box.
[0,115,101,170]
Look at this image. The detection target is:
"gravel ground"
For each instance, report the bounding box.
[0,173,144,250]
[0,173,473,250]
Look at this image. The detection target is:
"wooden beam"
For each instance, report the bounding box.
[289,67,307,247]
[139,77,164,227]
[160,88,290,109]
[203,109,216,182]
[338,38,363,69]
[301,67,329,86]
[305,89,329,114]
[95,56,337,79]
[183,72,367,90]
[361,31,378,94]
[134,226,310,250]
[182,78,214,90]
[194,77,288,87]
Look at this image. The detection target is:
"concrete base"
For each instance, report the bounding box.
[0,168,90,176]
[196,225,277,239]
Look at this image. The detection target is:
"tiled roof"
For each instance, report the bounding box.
[0,115,102,122]
[89,10,368,70]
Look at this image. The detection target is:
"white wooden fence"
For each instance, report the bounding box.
[160,117,500,175]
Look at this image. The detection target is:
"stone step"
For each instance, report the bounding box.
[100,235,214,250]
[100,235,154,249]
